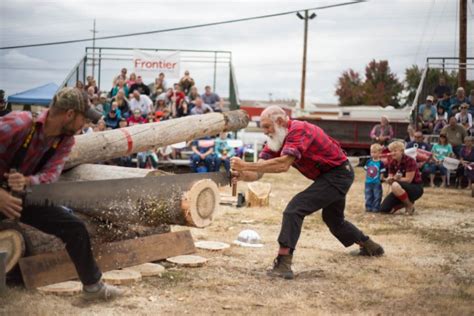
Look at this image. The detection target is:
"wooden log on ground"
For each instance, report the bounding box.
[0,222,25,273]
[65,110,249,169]
[246,182,272,207]
[19,230,195,289]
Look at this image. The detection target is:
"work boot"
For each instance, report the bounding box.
[267,255,294,280]
[358,238,384,257]
[82,282,124,301]
[402,199,415,215]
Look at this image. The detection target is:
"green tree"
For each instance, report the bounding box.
[335,69,365,106]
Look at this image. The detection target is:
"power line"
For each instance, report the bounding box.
[0,1,365,50]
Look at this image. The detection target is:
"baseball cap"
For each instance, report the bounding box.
[426,95,434,102]
[51,87,102,123]
[133,109,141,114]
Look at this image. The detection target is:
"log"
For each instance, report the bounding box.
[65,110,249,169]
[246,182,272,207]
[124,263,165,277]
[102,269,142,285]
[60,164,169,182]
[19,230,196,289]
[166,255,207,267]
[0,225,25,273]
[37,281,82,296]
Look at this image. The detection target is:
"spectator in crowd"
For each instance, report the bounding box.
[433,77,451,100]
[111,78,129,98]
[468,89,474,113]
[405,124,416,143]
[79,119,94,134]
[441,116,467,157]
[94,119,107,132]
[201,85,223,112]
[113,68,127,85]
[75,80,85,90]
[179,70,195,95]
[450,87,469,116]
[455,103,473,134]
[90,95,103,113]
[379,141,423,215]
[86,78,98,94]
[188,86,200,103]
[437,91,452,113]
[98,93,110,115]
[433,104,448,134]
[173,99,189,118]
[214,132,235,172]
[127,109,146,126]
[370,116,394,145]
[156,88,175,108]
[406,131,432,173]
[456,136,474,189]
[146,111,159,123]
[112,90,130,119]
[126,73,137,88]
[364,143,385,213]
[150,78,166,102]
[104,106,121,129]
[129,90,153,116]
[86,86,96,102]
[174,85,186,108]
[417,95,436,133]
[190,96,213,115]
[0,90,11,117]
[190,137,216,172]
[155,100,171,121]
[158,72,168,90]
[129,75,150,96]
[118,118,127,128]
[428,134,453,187]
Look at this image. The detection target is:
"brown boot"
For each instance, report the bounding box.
[358,238,384,257]
[267,255,294,279]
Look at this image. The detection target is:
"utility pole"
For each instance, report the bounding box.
[90,19,98,78]
[458,0,467,88]
[297,10,316,111]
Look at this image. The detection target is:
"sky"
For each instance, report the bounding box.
[0,0,472,106]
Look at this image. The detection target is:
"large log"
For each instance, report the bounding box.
[60,164,169,182]
[65,110,249,169]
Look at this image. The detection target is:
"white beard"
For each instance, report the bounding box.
[266,125,288,152]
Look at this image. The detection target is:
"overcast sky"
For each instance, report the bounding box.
[0,0,472,105]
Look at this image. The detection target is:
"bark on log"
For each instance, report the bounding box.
[65,110,249,169]
[246,182,271,207]
[60,164,169,182]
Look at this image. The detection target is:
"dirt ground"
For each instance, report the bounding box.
[1,168,473,316]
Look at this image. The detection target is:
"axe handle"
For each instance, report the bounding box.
[232,182,237,197]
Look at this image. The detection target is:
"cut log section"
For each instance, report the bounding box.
[195,241,230,251]
[102,269,142,285]
[246,182,272,207]
[181,179,220,227]
[37,281,82,296]
[124,263,165,277]
[65,110,249,169]
[0,229,25,273]
[166,255,207,267]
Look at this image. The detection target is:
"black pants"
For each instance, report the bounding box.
[278,161,368,250]
[3,205,102,285]
[379,182,424,213]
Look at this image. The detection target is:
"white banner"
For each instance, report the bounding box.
[133,50,180,78]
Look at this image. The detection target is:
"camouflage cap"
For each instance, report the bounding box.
[51,87,102,123]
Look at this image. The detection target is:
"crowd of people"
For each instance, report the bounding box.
[70,68,235,171]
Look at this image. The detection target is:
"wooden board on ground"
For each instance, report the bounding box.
[0,229,25,273]
[102,269,142,285]
[246,182,271,207]
[195,241,230,251]
[124,263,165,277]
[19,230,195,289]
[37,281,82,296]
[167,255,207,267]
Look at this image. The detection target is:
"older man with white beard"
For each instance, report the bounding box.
[230,106,384,280]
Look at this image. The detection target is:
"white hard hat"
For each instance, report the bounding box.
[233,229,264,248]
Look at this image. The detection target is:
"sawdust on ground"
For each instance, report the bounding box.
[1,168,473,316]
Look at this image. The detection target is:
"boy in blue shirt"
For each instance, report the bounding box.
[364,143,386,212]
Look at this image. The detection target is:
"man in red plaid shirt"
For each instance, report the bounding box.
[0,87,123,301]
[231,106,384,279]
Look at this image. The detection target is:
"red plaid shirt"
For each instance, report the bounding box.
[387,154,422,184]
[259,120,347,180]
[0,110,75,185]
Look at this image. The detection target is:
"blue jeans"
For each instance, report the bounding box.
[190,153,216,172]
[365,182,383,211]
[215,157,231,172]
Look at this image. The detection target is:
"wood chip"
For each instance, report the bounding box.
[195,241,230,251]
[102,269,142,285]
[124,263,165,277]
[37,281,82,296]
[166,255,207,267]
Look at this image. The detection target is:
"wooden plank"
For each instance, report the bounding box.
[19,230,195,289]
[0,251,6,293]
